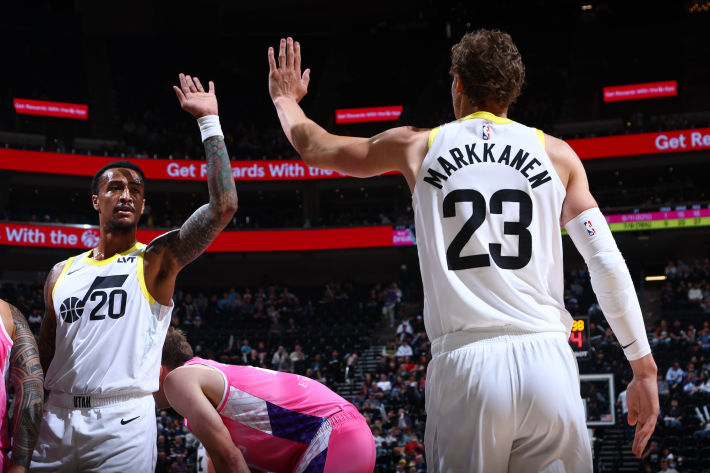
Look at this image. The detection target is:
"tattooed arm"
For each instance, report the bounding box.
[144,74,238,305]
[38,262,63,399]
[0,301,44,473]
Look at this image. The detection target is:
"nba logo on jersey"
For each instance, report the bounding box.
[584,220,596,237]
[482,125,491,140]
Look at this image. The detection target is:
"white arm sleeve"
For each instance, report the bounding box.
[565,208,651,361]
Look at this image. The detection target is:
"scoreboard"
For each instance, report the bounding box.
[569,316,591,361]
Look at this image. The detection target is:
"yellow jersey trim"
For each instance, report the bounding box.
[136,249,156,306]
[428,126,441,150]
[83,242,144,267]
[52,256,76,300]
[536,129,546,149]
[458,111,514,125]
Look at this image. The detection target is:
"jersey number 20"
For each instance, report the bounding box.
[444,188,532,271]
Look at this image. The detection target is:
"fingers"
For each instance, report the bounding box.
[179,73,191,96]
[294,41,302,75]
[278,38,286,69]
[302,69,311,89]
[632,419,655,457]
[627,406,637,426]
[185,75,198,93]
[173,86,186,105]
[268,47,277,72]
[208,81,215,95]
[287,37,295,71]
[193,77,205,93]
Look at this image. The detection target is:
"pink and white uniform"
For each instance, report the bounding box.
[184,358,375,473]
[0,321,12,472]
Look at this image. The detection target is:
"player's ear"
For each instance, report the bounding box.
[92,195,100,212]
[455,73,464,94]
[140,198,146,215]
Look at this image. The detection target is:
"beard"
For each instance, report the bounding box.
[107,218,137,235]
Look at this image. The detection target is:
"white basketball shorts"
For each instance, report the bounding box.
[31,391,157,472]
[425,327,592,473]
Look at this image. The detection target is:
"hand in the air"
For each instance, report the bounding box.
[268,37,310,103]
[626,374,659,457]
[173,73,218,119]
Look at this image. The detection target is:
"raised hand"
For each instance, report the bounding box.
[268,37,310,103]
[174,73,218,119]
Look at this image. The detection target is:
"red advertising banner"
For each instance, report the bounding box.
[0,148,398,181]
[0,222,402,252]
[335,105,403,124]
[1,127,709,181]
[13,98,89,120]
[566,127,710,160]
[603,80,677,103]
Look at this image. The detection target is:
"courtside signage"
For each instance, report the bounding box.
[602,80,677,103]
[0,223,411,251]
[13,98,89,120]
[562,208,710,235]
[2,127,709,180]
[0,149,398,181]
[566,127,710,160]
[335,106,403,124]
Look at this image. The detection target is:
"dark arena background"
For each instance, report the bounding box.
[1,1,710,472]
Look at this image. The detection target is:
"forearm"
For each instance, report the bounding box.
[202,135,238,219]
[9,307,44,469]
[207,446,249,473]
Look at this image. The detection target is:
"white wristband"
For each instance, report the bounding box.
[197,115,223,142]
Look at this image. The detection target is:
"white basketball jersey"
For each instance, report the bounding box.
[412,111,572,341]
[48,242,173,394]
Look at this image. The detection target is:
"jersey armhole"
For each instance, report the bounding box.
[137,250,156,306]
[536,129,546,149]
[185,362,230,412]
[428,126,441,150]
[51,256,76,300]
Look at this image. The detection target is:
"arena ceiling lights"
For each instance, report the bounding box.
[602,80,677,103]
[13,98,89,120]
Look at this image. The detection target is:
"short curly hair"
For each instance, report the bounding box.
[162,327,194,370]
[450,29,525,110]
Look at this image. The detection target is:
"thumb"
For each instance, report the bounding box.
[302,69,311,88]
[628,404,638,425]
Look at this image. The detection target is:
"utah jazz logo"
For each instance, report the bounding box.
[60,275,129,323]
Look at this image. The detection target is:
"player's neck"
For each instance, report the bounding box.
[93,228,138,260]
[457,97,508,119]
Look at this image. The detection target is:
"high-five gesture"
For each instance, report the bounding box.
[173,73,218,119]
[268,38,310,103]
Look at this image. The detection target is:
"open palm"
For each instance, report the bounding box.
[173,73,218,119]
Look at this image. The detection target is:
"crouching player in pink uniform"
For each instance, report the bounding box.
[153,328,376,473]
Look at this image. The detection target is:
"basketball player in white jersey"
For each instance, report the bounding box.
[267,32,659,472]
[32,74,238,472]
[0,301,44,473]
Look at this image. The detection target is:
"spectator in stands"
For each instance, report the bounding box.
[669,320,684,344]
[272,346,286,370]
[303,300,315,316]
[657,374,670,399]
[28,308,42,334]
[665,261,677,279]
[268,316,284,338]
[290,345,305,374]
[664,398,683,428]
[689,282,704,303]
[240,339,251,356]
[377,374,392,394]
[600,327,616,348]
[310,353,324,373]
[279,354,294,373]
[171,454,188,473]
[396,340,413,358]
[396,318,413,341]
[327,350,344,384]
[404,433,424,457]
[382,284,399,328]
[641,440,661,468]
[666,362,685,390]
[659,459,679,473]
